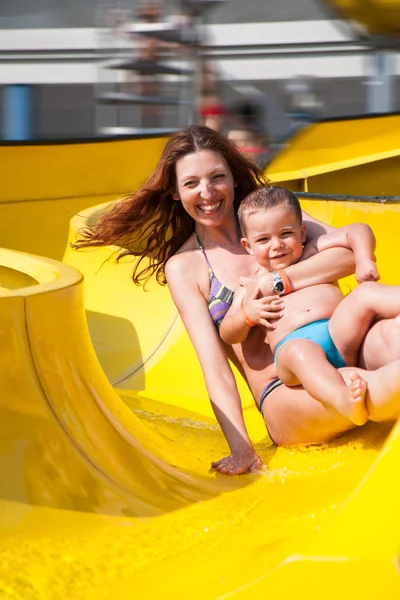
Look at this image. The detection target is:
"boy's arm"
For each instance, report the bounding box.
[219,285,283,345]
[306,223,379,282]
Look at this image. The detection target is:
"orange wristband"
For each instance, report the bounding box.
[276,269,291,295]
[241,304,256,327]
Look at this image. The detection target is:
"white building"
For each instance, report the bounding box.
[0,0,398,139]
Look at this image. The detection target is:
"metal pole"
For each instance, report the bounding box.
[365,50,395,113]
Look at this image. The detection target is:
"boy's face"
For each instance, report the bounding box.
[241,205,306,271]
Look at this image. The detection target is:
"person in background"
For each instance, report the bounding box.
[227,100,269,166]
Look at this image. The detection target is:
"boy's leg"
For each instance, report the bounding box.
[341,361,400,422]
[329,282,400,365]
[263,359,400,446]
[276,339,368,425]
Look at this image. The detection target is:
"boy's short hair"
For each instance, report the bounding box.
[238,186,302,236]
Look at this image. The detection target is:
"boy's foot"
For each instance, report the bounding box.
[344,371,368,426]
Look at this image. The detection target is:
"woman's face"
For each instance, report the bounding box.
[174,150,236,226]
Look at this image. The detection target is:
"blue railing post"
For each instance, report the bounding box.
[3,85,35,141]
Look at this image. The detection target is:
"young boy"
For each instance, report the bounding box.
[220,186,400,426]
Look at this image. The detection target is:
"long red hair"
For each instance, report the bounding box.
[73,125,267,284]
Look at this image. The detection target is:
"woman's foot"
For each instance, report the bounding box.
[211,451,263,475]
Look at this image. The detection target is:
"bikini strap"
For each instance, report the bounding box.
[195,232,213,273]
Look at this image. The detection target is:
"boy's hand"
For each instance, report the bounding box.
[355,259,380,283]
[242,286,284,329]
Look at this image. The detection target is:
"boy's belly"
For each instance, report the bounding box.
[268,284,344,352]
[227,284,345,402]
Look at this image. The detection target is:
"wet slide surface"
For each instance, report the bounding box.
[1,127,400,599]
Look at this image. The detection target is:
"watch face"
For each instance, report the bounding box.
[275,281,284,293]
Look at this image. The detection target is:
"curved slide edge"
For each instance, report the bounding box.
[267,113,400,197]
[0,247,236,519]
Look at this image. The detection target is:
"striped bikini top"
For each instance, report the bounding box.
[195,233,234,330]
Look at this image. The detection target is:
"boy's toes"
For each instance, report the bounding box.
[348,372,368,425]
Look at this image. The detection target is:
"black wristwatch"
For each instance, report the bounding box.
[271,270,285,295]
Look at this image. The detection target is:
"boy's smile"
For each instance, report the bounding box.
[241,205,306,271]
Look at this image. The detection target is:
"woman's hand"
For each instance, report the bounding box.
[211,450,263,475]
[242,285,284,329]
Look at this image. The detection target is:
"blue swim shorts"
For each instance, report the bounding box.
[274,318,346,369]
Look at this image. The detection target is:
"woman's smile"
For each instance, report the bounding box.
[197,200,223,214]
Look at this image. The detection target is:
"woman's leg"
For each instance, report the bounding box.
[359,316,400,370]
[352,361,400,422]
[262,383,355,446]
[263,359,400,446]
[276,339,368,425]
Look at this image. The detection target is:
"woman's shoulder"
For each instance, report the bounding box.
[165,233,200,281]
[302,210,336,236]
[165,234,211,301]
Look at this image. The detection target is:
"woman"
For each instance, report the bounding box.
[75,125,400,475]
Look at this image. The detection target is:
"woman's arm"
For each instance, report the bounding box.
[287,246,355,290]
[165,254,262,475]
[251,246,355,297]
[284,212,359,289]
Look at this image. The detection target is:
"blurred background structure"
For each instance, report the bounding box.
[1,0,400,149]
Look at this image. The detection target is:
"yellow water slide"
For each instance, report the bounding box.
[1,119,400,599]
[322,0,400,38]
